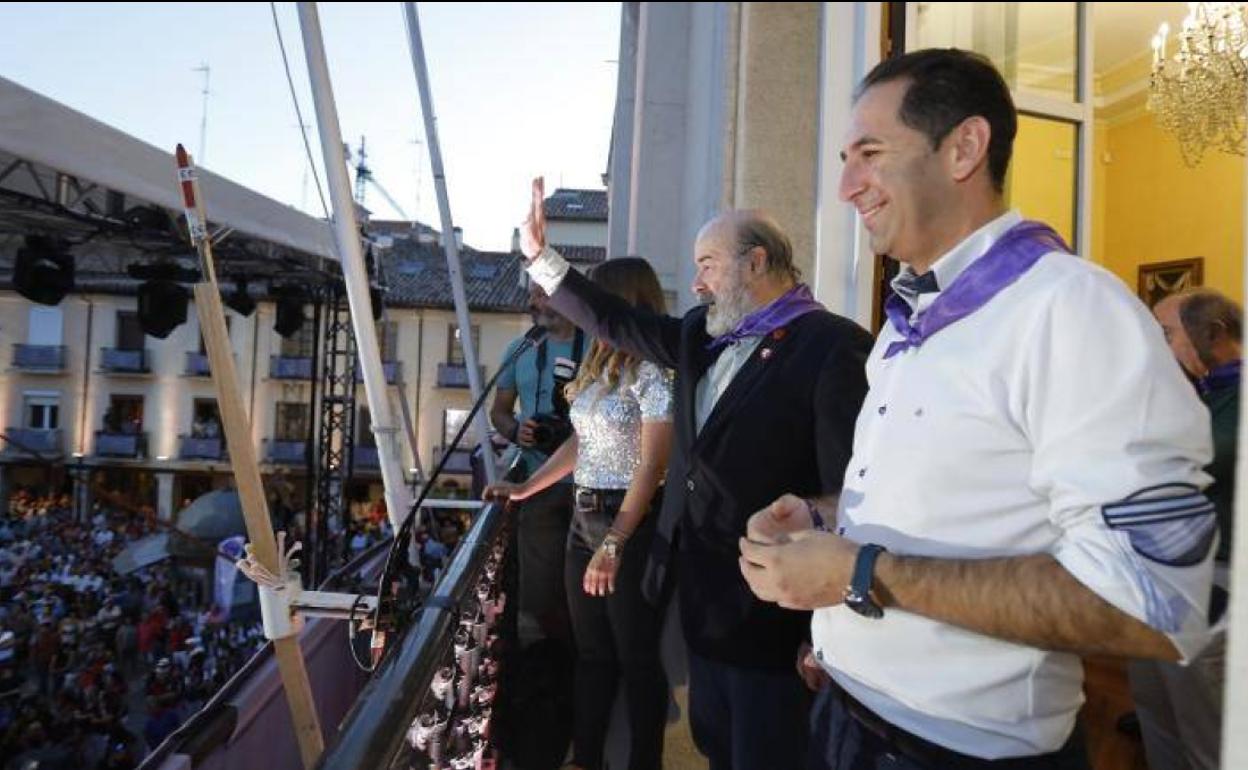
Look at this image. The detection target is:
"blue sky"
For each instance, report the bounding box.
[0,2,620,251]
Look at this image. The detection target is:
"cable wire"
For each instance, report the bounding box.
[269,2,332,221]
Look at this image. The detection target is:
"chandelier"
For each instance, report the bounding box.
[1148,3,1248,167]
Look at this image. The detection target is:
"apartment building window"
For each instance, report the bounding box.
[357,407,375,448]
[443,408,469,447]
[23,392,60,430]
[446,324,480,365]
[117,311,145,350]
[275,402,309,441]
[280,315,316,358]
[191,398,221,438]
[104,395,144,434]
[27,307,63,346]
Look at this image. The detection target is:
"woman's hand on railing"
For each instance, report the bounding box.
[481,481,529,504]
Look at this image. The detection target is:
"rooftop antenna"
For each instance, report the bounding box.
[193,63,211,163]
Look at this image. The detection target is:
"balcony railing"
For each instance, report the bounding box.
[13,344,66,371]
[179,435,225,461]
[355,360,402,385]
[354,445,380,469]
[436,362,485,389]
[3,428,63,456]
[94,431,147,459]
[100,347,149,374]
[266,439,307,465]
[185,351,211,377]
[270,355,313,380]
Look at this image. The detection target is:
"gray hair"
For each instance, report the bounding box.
[1176,289,1243,368]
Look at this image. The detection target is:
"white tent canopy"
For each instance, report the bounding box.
[0,74,336,261]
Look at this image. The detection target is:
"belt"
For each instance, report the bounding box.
[828,678,1085,769]
[573,486,627,512]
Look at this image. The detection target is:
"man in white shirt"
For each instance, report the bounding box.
[739,48,1217,769]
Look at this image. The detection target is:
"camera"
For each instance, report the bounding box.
[531,353,578,454]
[530,413,573,455]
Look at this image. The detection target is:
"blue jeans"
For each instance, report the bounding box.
[687,651,810,770]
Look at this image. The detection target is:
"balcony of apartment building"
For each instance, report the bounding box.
[354,360,402,385]
[270,354,313,380]
[354,444,380,470]
[12,344,67,373]
[436,362,485,389]
[179,434,226,461]
[265,439,307,466]
[94,430,148,460]
[100,347,150,374]
[433,445,473,475]
[2,427,64,458]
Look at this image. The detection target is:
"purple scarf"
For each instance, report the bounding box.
[883,220,1071,359]
[707,283,824,350]
[1198,359,1241,397]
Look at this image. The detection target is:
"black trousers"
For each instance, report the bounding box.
[808,680,1091,770]
[517,482,574,642]
[564,490,667,770]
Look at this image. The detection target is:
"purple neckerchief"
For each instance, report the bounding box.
[883,220,1071,359]
[707,283,824,350]
[1198,359,1241,396]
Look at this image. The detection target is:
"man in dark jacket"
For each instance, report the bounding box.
[518,178,872,769]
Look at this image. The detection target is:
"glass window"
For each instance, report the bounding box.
[443,408,469,448]
[116,311,144,350]
[280,314,316,358]
[914,2,1079,102]
[358,407,376,448]
[275,402,309,441]
[377,321,398,362]
[24,393,60,430]
[446,324,480,366]
[27,307,63,346]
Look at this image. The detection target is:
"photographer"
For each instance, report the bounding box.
[490,283,586,646]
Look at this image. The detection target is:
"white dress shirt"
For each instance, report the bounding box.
[813,211,1216,758]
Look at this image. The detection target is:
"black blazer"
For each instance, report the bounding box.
[549,268,872,668]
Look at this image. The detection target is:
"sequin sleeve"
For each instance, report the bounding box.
[632,361,674,422]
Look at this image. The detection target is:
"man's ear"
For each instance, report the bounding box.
[748,245,767,275]
[947,115,992,184]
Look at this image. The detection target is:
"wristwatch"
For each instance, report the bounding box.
[600,529,627,560]
[804,497,828,531]
[843,544,887,619]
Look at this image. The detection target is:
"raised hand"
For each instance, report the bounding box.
[519,176,547,260]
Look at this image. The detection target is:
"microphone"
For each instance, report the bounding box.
[521,324,548,348]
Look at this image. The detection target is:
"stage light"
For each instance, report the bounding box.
[137,279,188,339]
[14,236,74,305]
[274,285,307,339]
[225,278,256,317]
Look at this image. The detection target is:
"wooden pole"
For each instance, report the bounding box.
[176,145,324,768]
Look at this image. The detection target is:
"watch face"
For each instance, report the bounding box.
[844,589,883,619]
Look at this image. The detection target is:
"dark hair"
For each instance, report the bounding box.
[1177,289,1243,368]
[734,211,800,282]
[856,48,1017,193]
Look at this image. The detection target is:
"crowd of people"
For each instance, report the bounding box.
[482,48,1235,770]
[0,492,266,769]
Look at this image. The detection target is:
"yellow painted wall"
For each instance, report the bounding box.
[1100,113,1244,304]
[1007,114,1076,247]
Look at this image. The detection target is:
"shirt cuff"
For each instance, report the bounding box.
[527,245,570,294]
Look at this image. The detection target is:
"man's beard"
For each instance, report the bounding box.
[704,265,755,338]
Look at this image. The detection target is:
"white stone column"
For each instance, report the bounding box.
[607,2,640,261]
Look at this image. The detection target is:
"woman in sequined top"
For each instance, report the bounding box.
[484,258,674,770]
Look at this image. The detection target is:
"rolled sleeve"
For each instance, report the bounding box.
[1025,268,1215,661]
[526,245,571,294]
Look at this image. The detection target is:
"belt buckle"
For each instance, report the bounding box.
[575,487,598,511]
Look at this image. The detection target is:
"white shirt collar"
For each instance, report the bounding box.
[891,210,1023,311]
